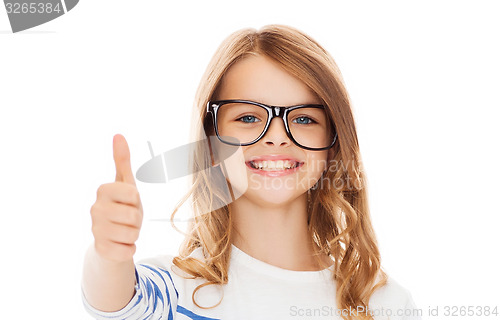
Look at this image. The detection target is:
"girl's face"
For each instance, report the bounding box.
[214,54,329,206]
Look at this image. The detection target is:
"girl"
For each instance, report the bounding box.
[82,24,420,320]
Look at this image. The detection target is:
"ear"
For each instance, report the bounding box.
[207,134,220,167]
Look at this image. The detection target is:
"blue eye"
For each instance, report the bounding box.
[238,115,260,123]
[293,116,314,124]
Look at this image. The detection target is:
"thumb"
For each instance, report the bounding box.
[113,134,136,186]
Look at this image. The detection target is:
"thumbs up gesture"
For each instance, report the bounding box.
[90,134,144,262]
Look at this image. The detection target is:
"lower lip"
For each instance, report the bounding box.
[245,162,303,177]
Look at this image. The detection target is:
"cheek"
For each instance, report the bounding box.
[218,146,248,195]
[298,152,328,187]
[211,140,248,196]
[306,151,328,175]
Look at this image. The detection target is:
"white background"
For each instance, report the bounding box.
[1,1,499,319]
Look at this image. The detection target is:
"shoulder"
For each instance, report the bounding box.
[135,246,206,278]
[136,254,176,269]
[369,275,420,319]
[370,275,413,304]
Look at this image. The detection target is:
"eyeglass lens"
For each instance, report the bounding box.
[216,102,334,149]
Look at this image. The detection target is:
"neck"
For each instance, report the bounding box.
[229,193,332,271]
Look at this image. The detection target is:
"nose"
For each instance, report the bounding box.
[262,118,292,147]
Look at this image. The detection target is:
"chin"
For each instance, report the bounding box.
[242,189,304,208]
[244,177,308,206]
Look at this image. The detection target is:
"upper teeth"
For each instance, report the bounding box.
[250,160,298,170]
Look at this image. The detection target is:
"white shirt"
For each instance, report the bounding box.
[82,244,421,320]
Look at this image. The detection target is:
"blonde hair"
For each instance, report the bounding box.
[171,24,387,320]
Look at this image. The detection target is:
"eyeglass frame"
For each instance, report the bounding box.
[206,99,338,151]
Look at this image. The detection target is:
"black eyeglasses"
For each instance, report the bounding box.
[206,99,337,151]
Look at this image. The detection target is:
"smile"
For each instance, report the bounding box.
[245,159,304,177]
[248,160,301,170]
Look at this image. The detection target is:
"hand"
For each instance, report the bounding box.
[90,134,144,262]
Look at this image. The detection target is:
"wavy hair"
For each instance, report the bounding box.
[171,24,387,320]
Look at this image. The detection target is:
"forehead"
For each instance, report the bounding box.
[217,54,320,106]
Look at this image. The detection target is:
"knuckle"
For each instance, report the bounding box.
[127,207,141,227]
[123,207,135,225]
[129,188,140,206]
[135,213,143,228]
[132,229,140,242]
[125,227,139,242]
[97,183,114,200]
[91,203,111,222]
[91,223,103,239]
[122,184,138,204]
[128,244,137,256]
[96,184,107,197]
[90,203,101,216]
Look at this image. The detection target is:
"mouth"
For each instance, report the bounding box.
[245,160,305,178]
[247,160,303,171]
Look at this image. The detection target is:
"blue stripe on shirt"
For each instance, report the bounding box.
[160,267,179,299]
[176,305,220,320]
[140,264,178,320]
